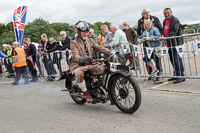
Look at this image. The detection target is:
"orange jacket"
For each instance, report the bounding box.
[14,47,27,67]
[98,34,104,46]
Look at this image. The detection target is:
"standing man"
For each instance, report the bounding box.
[5,44,15,78]
[137,8,162,36]
[23,37,38,82]
[12,42,29,85]
[123,21,137,44]
[32,42,43,77]
[60,31,71,67]
[40,34,57,81]
[159,8,185,84]
[47,37,62,81]
[40,34,49,51]
[2,44,8,54]
[70,22,110,102]
[6,44,13,57]
[88,28,102,59]
[123,21,138,69]
[105,24,128,66]
[137,8,162,78]
[88,28,101,45]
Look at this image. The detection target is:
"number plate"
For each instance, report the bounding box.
[110,62,121,72]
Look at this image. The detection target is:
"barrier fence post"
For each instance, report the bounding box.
[38,48,45,78]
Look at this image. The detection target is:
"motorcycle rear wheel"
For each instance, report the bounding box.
[110,74,141,114]
[69,85,86,104]
[69,77,86,105]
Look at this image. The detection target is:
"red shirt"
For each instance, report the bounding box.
[164,19,171,47]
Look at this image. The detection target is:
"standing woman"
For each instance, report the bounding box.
[137,20,163,84]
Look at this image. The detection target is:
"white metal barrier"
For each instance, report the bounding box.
[130,33,200,81]
[1,33,200,84]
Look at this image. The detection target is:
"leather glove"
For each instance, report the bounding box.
[78,57,93,66]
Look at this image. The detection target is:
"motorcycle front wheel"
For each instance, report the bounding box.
[110,73,141,114]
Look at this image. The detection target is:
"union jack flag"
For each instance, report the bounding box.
[13,6,28,46]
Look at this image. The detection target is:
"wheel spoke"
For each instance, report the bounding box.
[112,77,120,90]
[116,94,121,101]
[128,95,136,102]
[127,96,134,107]
[124,98,128,108]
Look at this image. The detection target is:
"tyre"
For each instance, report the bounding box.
[110,74,141,114]
[68,77,86,105]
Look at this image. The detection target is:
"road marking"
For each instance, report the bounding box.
[0,81,13,84]
[143,81,200,95]
[150,82,169,89]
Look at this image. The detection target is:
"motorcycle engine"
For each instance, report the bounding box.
[90,77,108,103]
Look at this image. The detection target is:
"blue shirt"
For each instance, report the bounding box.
[0,51,5,58]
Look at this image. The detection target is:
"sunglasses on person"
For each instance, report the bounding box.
[60,34,65,36]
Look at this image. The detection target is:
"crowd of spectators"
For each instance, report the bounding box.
[0,7,185,85]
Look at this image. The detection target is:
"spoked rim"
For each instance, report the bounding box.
[69,77,86,104]
[112,76,137,110]
[70,88,85,100]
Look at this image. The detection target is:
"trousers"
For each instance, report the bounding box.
[14,66,29,84]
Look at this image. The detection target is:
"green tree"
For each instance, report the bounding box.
[0,22,15,49]
[49,22,74,40]
[186,24,200,33]
[24,18,57,43]
[0,19,112,50]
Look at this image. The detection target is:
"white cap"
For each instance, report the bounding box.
[2,44,8,47]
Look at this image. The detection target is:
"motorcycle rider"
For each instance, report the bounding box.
[70,22,110,102]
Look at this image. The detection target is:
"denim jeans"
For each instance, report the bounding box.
[143,53,163,76]
[44,56,57,75]
[168,48,184,76]
[15,66,29,84]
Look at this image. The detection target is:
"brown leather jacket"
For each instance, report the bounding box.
[70,37,109,72]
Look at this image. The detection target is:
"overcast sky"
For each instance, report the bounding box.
[0,0,200,27]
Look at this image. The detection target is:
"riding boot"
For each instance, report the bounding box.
[77,80,93,102]
[84,90,94,102]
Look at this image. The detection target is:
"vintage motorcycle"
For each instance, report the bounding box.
[64,53,141,114]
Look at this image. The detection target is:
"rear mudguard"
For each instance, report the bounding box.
[65,71,73,90]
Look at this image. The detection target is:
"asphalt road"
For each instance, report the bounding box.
[0,77,200,133]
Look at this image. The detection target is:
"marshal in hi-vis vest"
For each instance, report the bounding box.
[14,47,27,67]
[98,34,104,46]
[7,49,13,56]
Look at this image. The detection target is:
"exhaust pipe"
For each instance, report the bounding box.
[71,93,85,99]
